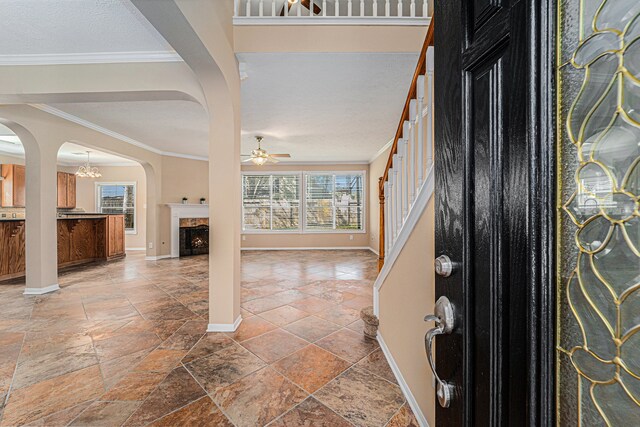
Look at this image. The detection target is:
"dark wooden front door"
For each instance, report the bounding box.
[432,0,555,425]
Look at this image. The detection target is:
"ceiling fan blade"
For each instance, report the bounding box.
[270,154,291,158]
[267,157,280,164]
[300,0,322,14]
[241,154,252,157]
[0,138,17,145]
[242,158,256,163]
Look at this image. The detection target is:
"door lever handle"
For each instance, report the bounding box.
[424,296,456,408]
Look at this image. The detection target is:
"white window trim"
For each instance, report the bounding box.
[241,170,367,235]
[95,181,137,235]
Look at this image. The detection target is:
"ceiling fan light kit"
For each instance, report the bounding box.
[242,136,291,166]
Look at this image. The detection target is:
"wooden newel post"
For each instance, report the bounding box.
[378,177,385,271]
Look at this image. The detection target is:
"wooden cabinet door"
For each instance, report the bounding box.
[66,173,76,208]
[57,172,67,208]
[107,215,125,258]
[12,165,25,207]
[1,165,14,207]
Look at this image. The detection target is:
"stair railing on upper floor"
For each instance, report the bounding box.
[234,0,431,24]
[378,22,434,271]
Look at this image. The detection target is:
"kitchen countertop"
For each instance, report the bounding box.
[0,214,124,221]
[0,217,25,222]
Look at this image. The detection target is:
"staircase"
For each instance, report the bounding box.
[377,23,434,273]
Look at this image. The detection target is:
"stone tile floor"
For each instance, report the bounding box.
[0,250,418,426]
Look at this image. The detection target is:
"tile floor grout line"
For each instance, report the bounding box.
[180,360,239,427]
[0,330,28,426]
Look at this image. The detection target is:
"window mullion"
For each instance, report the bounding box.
[269,175,273,231]
[332,174,336,230]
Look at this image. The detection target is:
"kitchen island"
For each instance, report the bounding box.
[0,214,125,282]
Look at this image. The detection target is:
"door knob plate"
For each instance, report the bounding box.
[424,296,456,408]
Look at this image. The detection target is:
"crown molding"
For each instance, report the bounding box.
[259,160,370,166]
[30,104,208,162]
[369,138,394,163]
[0,51,183,66]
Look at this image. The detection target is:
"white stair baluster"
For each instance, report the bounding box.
[348,0,353,17]
[423,0,428,17]
[389,171,396,243]
[297,1,302,16]
[397,0,403,17]
[335,0,340,16]
[409,99,417,205]
[284,0,289,16]
[410,0,415,17]
[360,0,365,16]
[402,121,410,219]
[385,0,390,17]
[271,0,276,16]
[259,0,264,16]
[426,47,434,168]
[416,75,425,188]
[234,0,239,17]
[309,0,314,16]
[246,0,251,16]
[323,0,327,16]
[394,153,402,235]
[373,0,378,17]
[384,181,390,253]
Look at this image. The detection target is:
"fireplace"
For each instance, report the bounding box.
[179,218,209,257]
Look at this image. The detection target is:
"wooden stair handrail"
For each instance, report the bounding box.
[378,20,434,271]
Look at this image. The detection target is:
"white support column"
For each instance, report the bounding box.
[24,140,61,295]
[416,75,425,188]
[408,99,417,206]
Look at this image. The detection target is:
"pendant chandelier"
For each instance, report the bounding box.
[75,151,102,178]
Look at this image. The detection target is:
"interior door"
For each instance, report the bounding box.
[432,0,555,425]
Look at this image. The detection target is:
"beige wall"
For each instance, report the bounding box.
[158,156,209,256]
[62,165,147,250]
[368,146,391,254]
[378,198,435,425]
[240,163,370,249]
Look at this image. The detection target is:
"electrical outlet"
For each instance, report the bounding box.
[349,235,354,241]
[148,242,153,249]
[242,235,246,241]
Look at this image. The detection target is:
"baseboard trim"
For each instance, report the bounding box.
[369,247,380,256]
[207,315,242,332]
[126,247,146,251]
[145,255,171,261]
[24,284,60,295]
[241,246,373,251]
[377,332,430,427]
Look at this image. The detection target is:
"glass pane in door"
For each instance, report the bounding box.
[557,0,640,423]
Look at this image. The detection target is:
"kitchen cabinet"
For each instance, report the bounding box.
[107,214,125,259]
[56,172,76,209]
[1,164,26,208]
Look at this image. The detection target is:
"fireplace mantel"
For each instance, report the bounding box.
[165,203,209,258]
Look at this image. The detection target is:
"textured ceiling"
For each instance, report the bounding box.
[0,0,173,56]
[0,125,138,166]
[238,53,418,162]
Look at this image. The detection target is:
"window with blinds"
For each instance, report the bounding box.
[305,173,364,231]
[242,174,300,231]
[241,172,365,233]
[96,183,136,233]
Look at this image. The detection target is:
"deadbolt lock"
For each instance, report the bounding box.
[435,255,454,277]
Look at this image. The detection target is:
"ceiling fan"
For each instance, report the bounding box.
[242,136,291,165]
[280,0,322,16]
